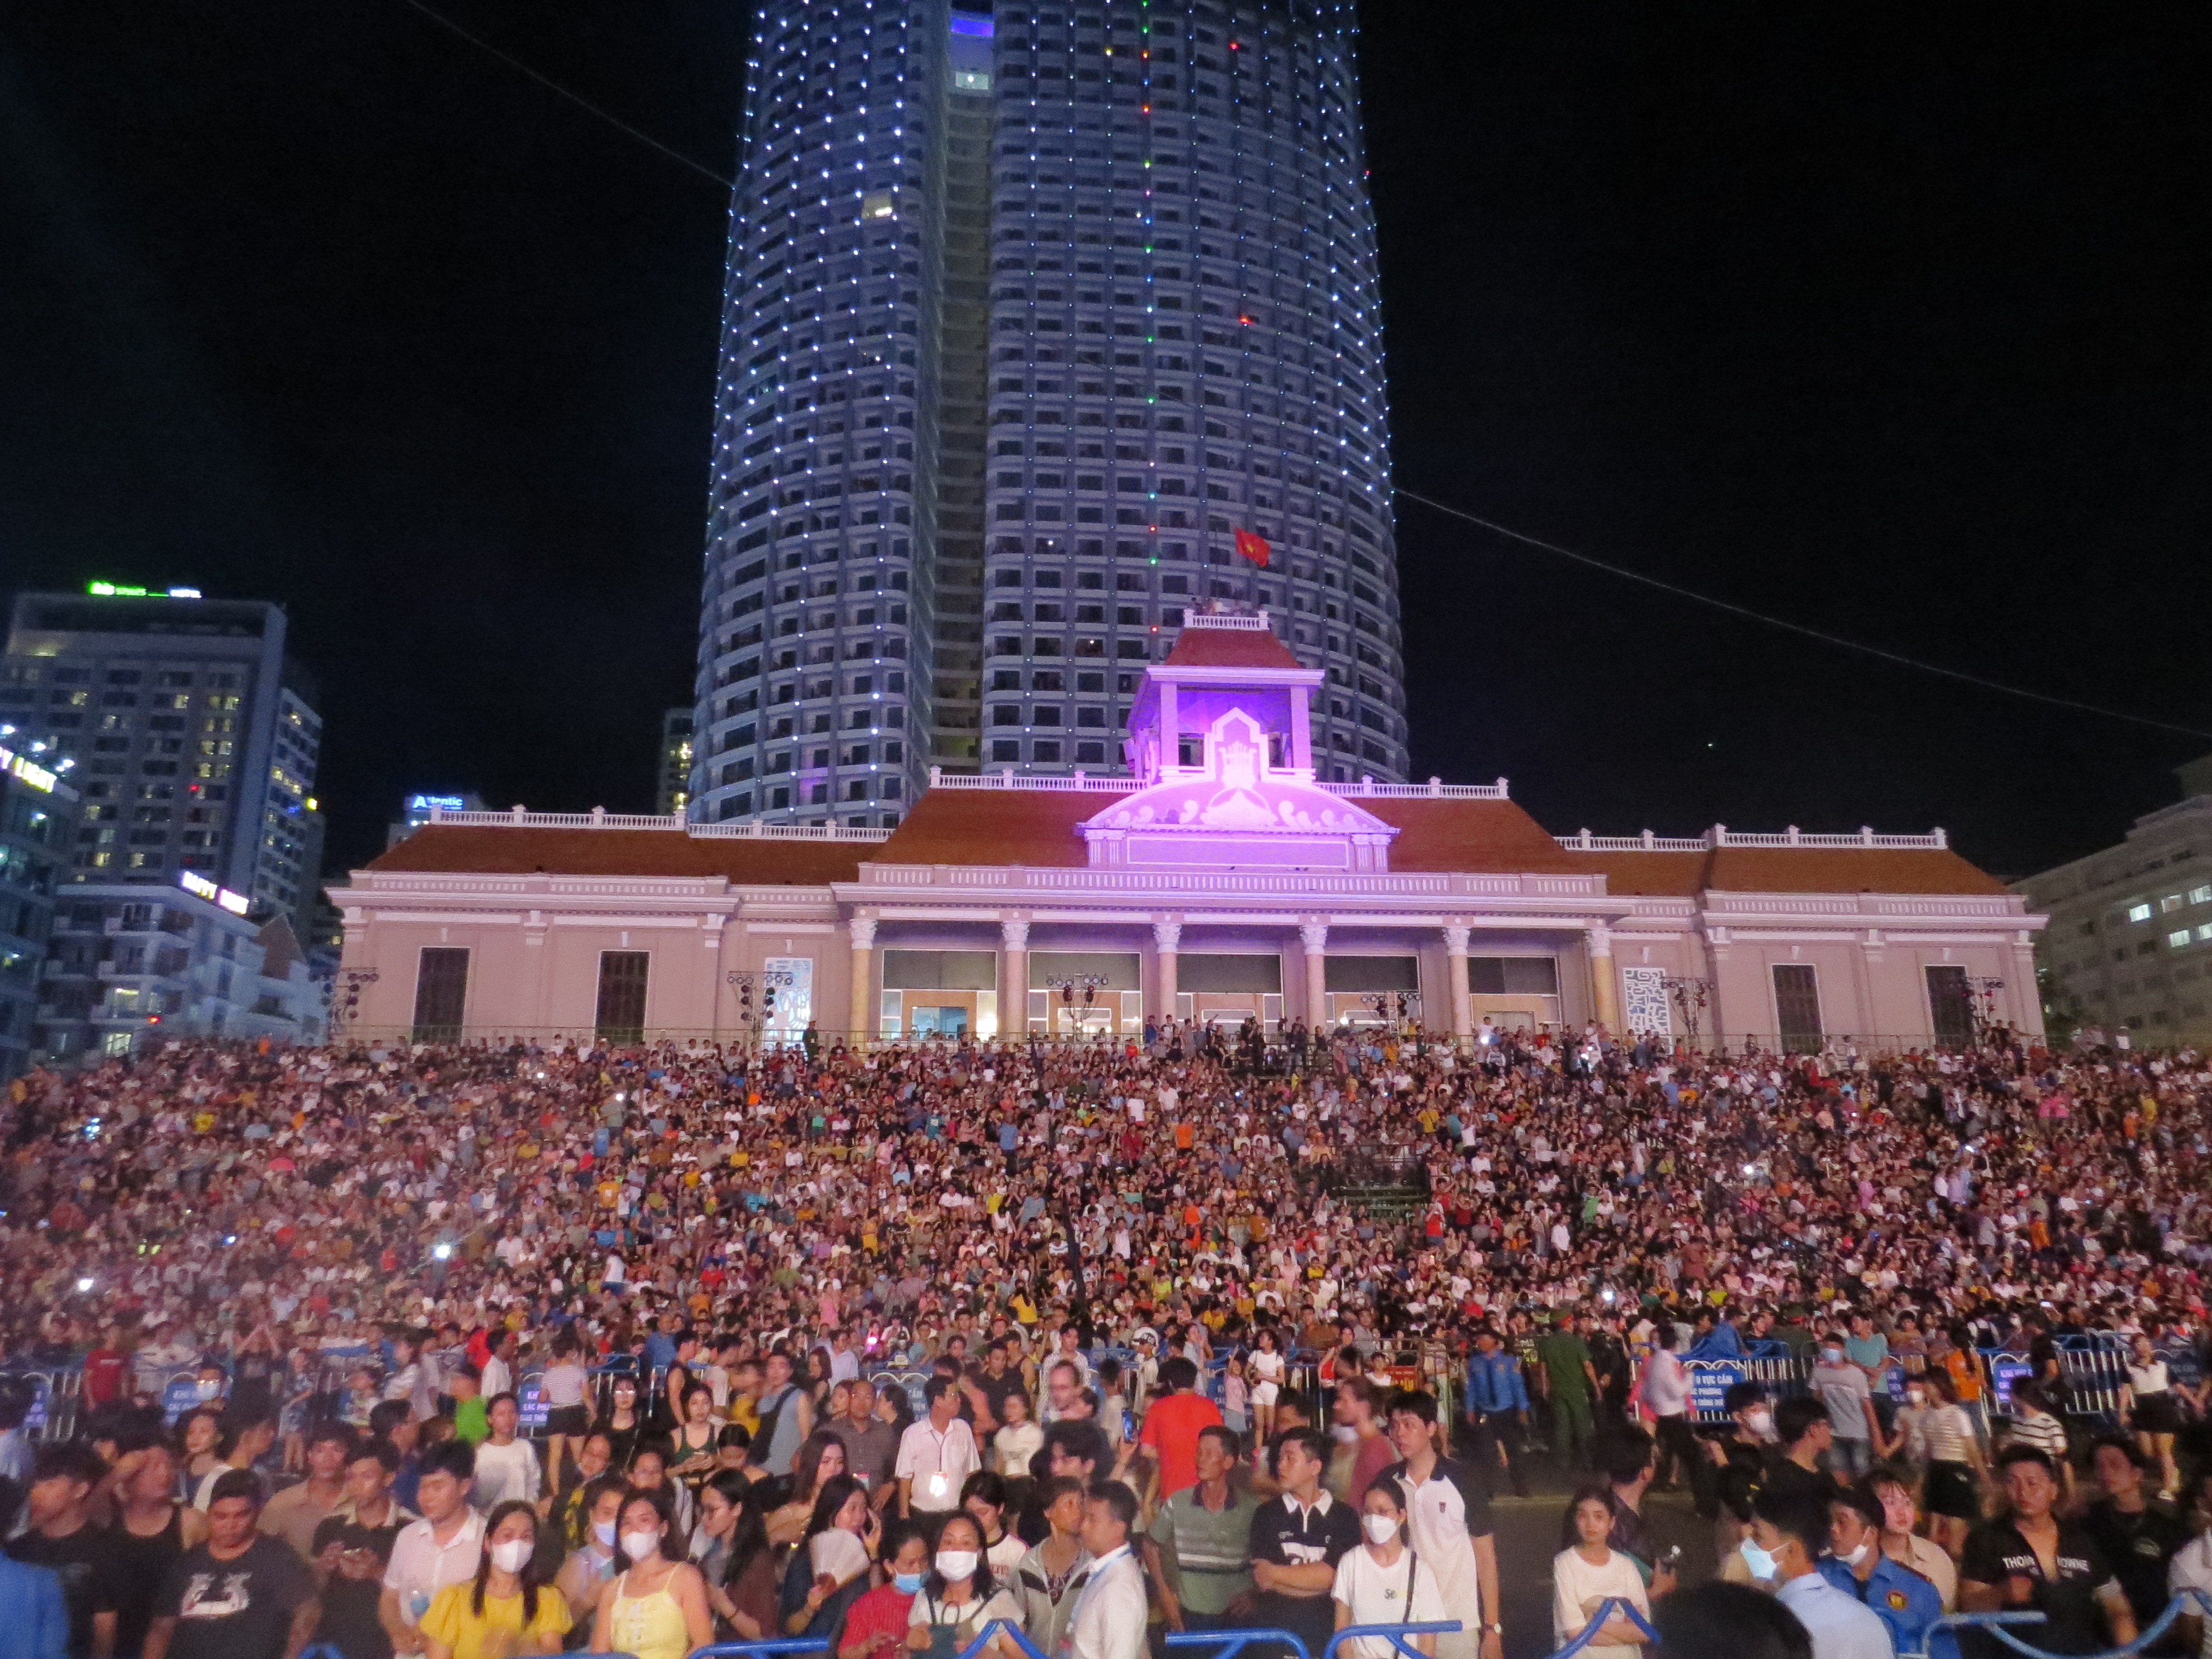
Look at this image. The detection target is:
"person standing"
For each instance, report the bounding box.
[752,1350,816,1484]
[1336,1479,1451,1658]
[379,1444,486,1653]
[1534,1314,1600,1472]
[1135,1360,1223,1509]
[1809,1340,1885,1484]
[1816,1488,1939,1659]
[1067,1484,1147,1659]
[98,1444,209,1659]
[467,1397,541,1512]
[262,1430,354,1561]
[1959,1446,2138,1656]
[1638,1328,1699,1502]
[834,1381,901,1512]
[1743,1490,1891,1659]
[1148,1427,1259,1633]
[1550,1486,1650,1654]
[1459,1335,1531,1500]
[6,1445,121,1659]
[1250,1429,1361,1659]
[1380,1392,1501,1659]
[2078,1437,2187,1643]
[308,1442,411,1659]
[898,1379,982,1530]
[0,1551,68,1659]
[142,1472,320,1659]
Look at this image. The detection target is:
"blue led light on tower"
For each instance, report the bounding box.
[694,0,1406,828]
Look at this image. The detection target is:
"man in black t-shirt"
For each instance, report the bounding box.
[143,1471,318,1659]
[5,1444,122,1659]
[307,1442,412,1659]
[1249,1428,1360,1659]
[2078,1437,2188,1636]
[1959,1446,2135,1657]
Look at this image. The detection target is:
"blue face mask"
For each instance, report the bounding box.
[893,1572,926,1595]
[1739,1540,1778,1580]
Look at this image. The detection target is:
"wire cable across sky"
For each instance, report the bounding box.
[1395,485,2212,742]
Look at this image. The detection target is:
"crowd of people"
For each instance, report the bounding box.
[0,1019,2209,1659]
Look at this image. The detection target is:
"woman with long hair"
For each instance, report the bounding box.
[782,1474,881,1637]
[593,1374,647,1474]
[1248,1327,1286,1447]
[421,1499,572,1659]
[769,1430,849,1548]
[1550,1484,1649,1653]
[540,1330,591,1496]
[1913,1369,1986,1559]
[591,1487,714,1659]
[905,1511,1021,1659]
[2121,1332,2187,1500]
[692,1469,779,1641]
[959,1472,1026,1578]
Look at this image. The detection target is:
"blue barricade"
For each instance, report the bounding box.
[1545,1596,1660,1659]
[1169,1627,1314,1659]
[1324,1621,1463,1659]
[1921,1588,2212,1659]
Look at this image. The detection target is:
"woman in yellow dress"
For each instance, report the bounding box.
[420,1501,572,1659]
[592,1488,715,1659]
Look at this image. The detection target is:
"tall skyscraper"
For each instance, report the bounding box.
[693,0,1404,826]
[657,707,695,816]
[0,588,326,943]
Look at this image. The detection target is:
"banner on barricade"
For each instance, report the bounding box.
[1685,1359,1745,1418]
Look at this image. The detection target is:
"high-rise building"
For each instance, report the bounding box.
[0,738,80,1079]
[693,0,1404,827]
[658,708,695,817]
[2014,754,2212,1050]
[388,791,487,848]
[0,588,325,944]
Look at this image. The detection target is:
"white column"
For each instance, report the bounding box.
[1587,924,1620,1032]
[1001,918,1029,1035]
[1443,922,1472,1040]
[847,915,877,1047]
[1152,920,1181,1019]
[1300,921,1328,1025]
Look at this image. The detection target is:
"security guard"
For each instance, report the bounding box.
[1819,1485,1944,1657]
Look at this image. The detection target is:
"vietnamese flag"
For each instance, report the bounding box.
[1233,526,1270,567]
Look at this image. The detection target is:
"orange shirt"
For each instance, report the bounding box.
[1139,1390,1224,1498]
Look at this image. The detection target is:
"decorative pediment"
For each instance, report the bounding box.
[1079,708,1397,871]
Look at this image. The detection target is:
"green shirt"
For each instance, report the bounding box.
[1150,1481,1261,1616]
[1534,1332,1594,1400]
[453,1396,490,1444]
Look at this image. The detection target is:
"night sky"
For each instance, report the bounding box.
[4,3,2208,881]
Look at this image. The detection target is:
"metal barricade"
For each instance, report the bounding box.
[1324,1621,1463,1659]
[1170,1626,1314,1659]
[1917,1588,2212,1659]
[1545,1597,1659,1659]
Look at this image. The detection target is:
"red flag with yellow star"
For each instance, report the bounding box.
[1233,527,1270,567]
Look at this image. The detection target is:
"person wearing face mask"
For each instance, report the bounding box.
[589,1490,713,1659]
[554,1478,627,1629]
[418,1501,570,1659]
[1816,1487,1940,1659]
[904,1512,1021,1659]
[1809,1338,1888,1485]
[1708,1383,1779,1563]
[838,1525,930,1659]
[1741,1490,1893,1659]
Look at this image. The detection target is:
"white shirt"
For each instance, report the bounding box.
[1549,1547,1649,1650]
[384,1511,488,1626]
[2169,1534,2212,1659]
[480,1355,513,1400]
[471,1437,542,1509]
[896,1415,981,1512]
[1334,1545,1449,1659]
[1773,1569,1896,1659]
[1389,1465,1483,1659]
[1068,1544,1147,1659]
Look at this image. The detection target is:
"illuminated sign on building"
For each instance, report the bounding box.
[87,582,201,599]
[179,872,252,915]
[1,743,59,794]
[408,794,468,812]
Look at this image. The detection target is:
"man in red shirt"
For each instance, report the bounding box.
[81,1327,131,1411]
[1136,1357,1222,1504]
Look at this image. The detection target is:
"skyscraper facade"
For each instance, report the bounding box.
[0,590,326,944]
[693,0,1405,827]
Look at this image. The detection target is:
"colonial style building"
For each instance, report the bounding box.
[332,614,2045,1051]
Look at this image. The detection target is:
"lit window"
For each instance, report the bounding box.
[2127,903,2153,922]
[2171,930,2192,948]
[2193,885,2212,904]
[2199,924,2212,942]
[2163,894,2185,912]
[862,191,896,220]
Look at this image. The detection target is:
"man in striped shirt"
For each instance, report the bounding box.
[1147,1427,1260,1631]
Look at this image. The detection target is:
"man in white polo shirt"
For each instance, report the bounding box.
[378,1442,484,1654]
[1380,1391,1501,1659]
[896,1375,981,1532]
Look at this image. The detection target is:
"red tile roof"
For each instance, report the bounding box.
[1357,798,1587,873]
[873,788,1129,868]
[364,825,867,884]
[1162,624,1305,671]
[1557,845,2011,897]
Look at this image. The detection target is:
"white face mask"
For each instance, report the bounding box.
[1744,1408,1775,1439]
[491,1538,534,1574]
[1836,1542,1870,1568]
[593,1520,619,1548]
[1363,1514,1400,1546]
[196,1380,222,1401]
[621,1530,661,1563]
[935,1550,979,1583]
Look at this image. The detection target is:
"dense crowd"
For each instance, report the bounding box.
[0,1022,2210,1659]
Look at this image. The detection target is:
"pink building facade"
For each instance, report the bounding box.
[332,615,2044,1050]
